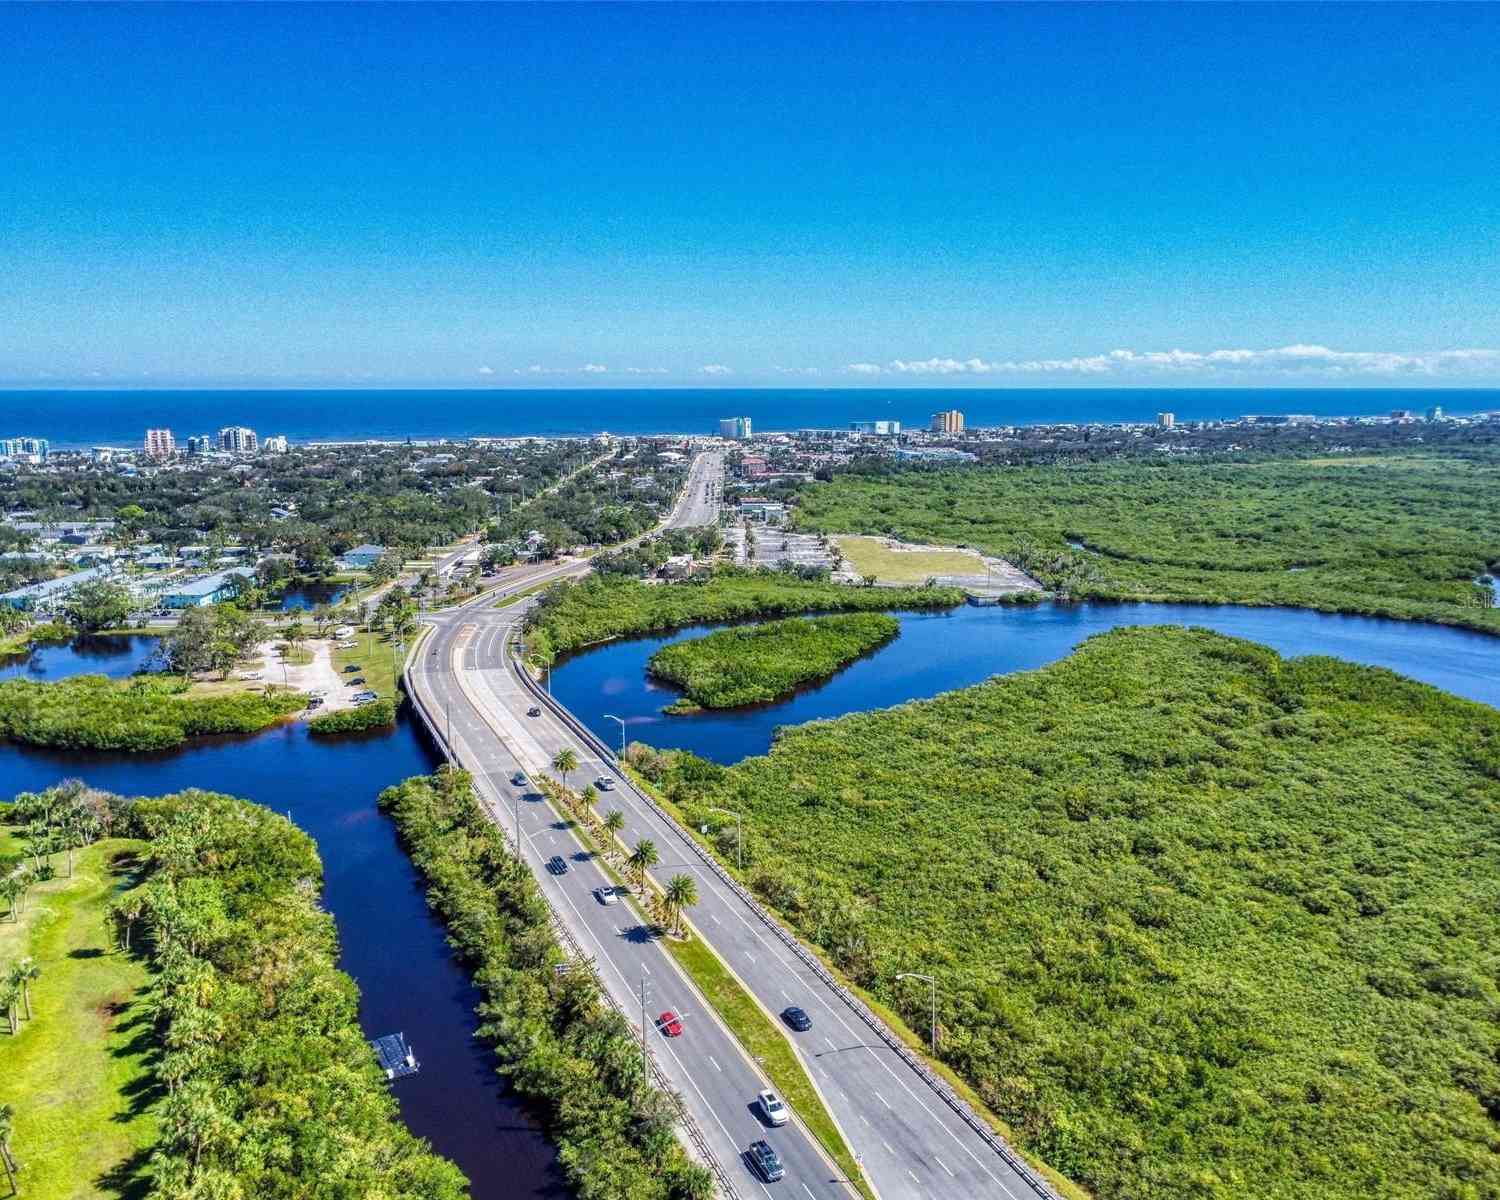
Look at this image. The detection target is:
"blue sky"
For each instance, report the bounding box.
[2,2,1498,389]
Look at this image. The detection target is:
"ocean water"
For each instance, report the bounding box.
[1,388,1495,449]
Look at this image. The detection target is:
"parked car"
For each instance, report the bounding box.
[746,1141,784,1183]
[353,690,378,701]
[780,1006,812,1032]
[657,1010,684,1038]
[757,1089,789,1126]
[346,677,366,687]
[547,855,568,875]
[306,697,324,710]
[344,664,362,673]
[595,776,615,791]
[527,705,542,717]
[593,886,620,906]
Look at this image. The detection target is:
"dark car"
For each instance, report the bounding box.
[346,677,366,687]
[547,855,568,875]
[511,771,529,787]
[746,1140,784,1183]
[780,1006,812,1032]
[344,664,362,673]
[527,705,542,717]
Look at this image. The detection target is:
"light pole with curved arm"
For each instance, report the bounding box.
[602,713,626,759]
[896,972,939,1055]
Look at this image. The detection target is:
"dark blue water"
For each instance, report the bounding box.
[0,634,160,682]
[0,711,566,1199]
[553,602,1500,765]
[277,582,349,611]
[6,388,1497,448]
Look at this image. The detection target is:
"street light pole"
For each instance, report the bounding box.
[602,713,626,760]
[708,806,743,872]
[896,972,939,1055]
[638,975,650,1092]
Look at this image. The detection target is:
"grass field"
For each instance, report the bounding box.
[0,828,156,1200]
[834,535,987,582]
[332,628,409,704]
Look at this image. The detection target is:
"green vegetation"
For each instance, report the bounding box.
[796,457,1500,633]
[309,698,396,734]
[0,822,156,1200]
[834,534,988,583]
[522,566,963,663]
[0,674,306,752]
[641,626,1500,1200]
[378,770,714,1200]
[649,613,899,709]
[61,581,134,633]
[3,782,463,1199]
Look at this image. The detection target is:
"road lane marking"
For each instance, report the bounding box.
[935,1156,955,1177]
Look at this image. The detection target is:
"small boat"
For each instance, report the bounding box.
[371,1031,420,1079]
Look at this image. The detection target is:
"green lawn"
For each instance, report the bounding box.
[0,830,156,1200]
[834,535,987,583]
[332,627,409,704]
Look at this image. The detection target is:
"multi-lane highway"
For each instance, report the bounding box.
[406,452,1055,1200]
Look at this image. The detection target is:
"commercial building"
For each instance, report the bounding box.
[161,568,253,609]
[144,428,176,459]
[739,499,787,523]
[0,437,49,460]
[0,566,113,613]
[339,543,388,571]
[218,426,259,454]
[850,420,901,436]
[1157,412,1175,429]
[718,416,753,440]
[930,410,965,434]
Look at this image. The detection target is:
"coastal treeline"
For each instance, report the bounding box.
[649,613,900,709]
[3,783,467,1199]
[378,769,714,1200]
[521,566,963,663]
[0,674,305,752]
[640,626,1500,1200]
[795,456,1500,634]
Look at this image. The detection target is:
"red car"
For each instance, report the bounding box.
[657,1010,684,1038]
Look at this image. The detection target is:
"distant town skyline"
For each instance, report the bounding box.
[3,3,1498,388]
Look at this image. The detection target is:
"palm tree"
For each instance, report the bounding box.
[0,1101,18,1196]
[603,810,626,857]
[580,784,599,823]
[663,874,699,936]
[0,877,19,924]
[0,982,17,1036]
[628,839,659,889]
[10,961,37,1022]
[108,895,144,951]
[551,748,579,792]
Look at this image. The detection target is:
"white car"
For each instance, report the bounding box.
[593,886,620,906]
[595,776,615,791]
[757,1089,789,1127]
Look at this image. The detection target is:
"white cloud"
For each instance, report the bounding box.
[582,363,608,374]
[774,366,822,377]
[848,345,1500,379]
[699,364,733,376]
[477,365,495,375]
[624,366,669,376]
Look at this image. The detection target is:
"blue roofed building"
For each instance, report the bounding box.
[0,566,113,613]
[339,543,387,571]
[161,568,254,609]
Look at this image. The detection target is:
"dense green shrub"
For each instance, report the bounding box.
[103,786,467,1198]
[795,457,1500,634]
[309,698,397,734]
[649,613,899,709]
[380,770,713,1200]
[523,565,962,663]
[652,626,1500,1200]
[0,675,305,752]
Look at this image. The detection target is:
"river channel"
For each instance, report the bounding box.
[0,656,567,1199]
[552,600,1500,765]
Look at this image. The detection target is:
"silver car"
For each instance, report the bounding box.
[757,1089,789,1127]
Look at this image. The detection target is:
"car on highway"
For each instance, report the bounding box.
[746,1140,784,1182]
[593,886,621,905]
[511,771,529,787]
[547,855,569,875]
[780,1006,812,1032]
[657,1010,684,1038]
[594,776,615,790]
[527,705,542,717]
[757,1089,789,1127]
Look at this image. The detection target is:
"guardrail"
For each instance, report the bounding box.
[504,622,1061,1200]
[403,651,743,1200]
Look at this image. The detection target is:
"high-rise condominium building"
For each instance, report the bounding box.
[0,437,48,460]
[1158,412,1175,428]
[218,426,258,454]
[186,435,214,456]
[930,410,965,434]
[850,420,901,435]
[718,416,752,440]
[262,434,289,453]
[144,428,176,459]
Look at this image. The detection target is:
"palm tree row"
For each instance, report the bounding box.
[1,958,40,1036]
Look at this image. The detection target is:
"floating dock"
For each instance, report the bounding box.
[371,1032,420,1079]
